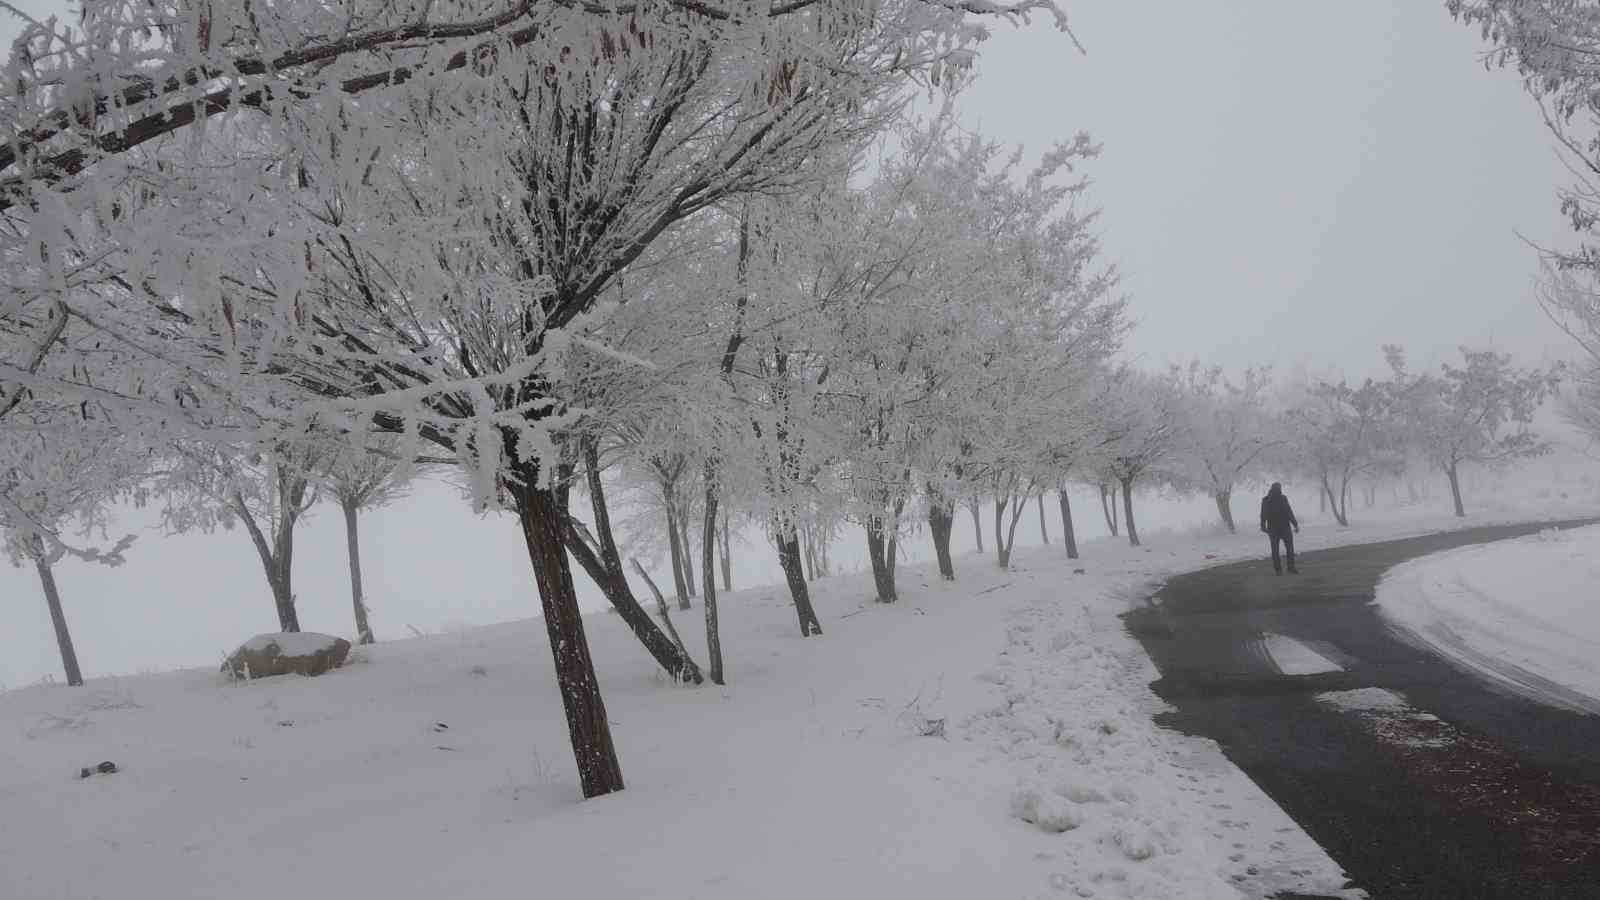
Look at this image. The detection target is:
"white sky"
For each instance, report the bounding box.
[0,2,1590,686]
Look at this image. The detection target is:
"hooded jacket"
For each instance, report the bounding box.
[1259,484,1297,535]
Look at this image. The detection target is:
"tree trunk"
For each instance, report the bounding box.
[994,496,1010,569]
[341,498,375,644]
[679,513,697,598]
[775,520,823,635]
[1447,462,1466,518]
[234,492,301,632]
[563,444,703,684]
[928,500,956,580]
[1321,477,1348,527]
[1038,492,1049,544]
[718,513,732,591]
[34,553,83,687]
[968,498,984,553]
[1121,476,1140,547]
[1214,489,1236,534]
[1099,484,1119,537]
[510,476,624,799]
[663,502,690,611]
[701,462,725,685]
[802,526,816,582]
[271,564,300,632]
[865,516,897,603]
[1057,488,1079,560]
[629,559,694,670]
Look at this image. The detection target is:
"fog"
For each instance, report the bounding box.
[1,1,1594,687]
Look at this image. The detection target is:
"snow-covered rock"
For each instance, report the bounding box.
[223,632,351,679]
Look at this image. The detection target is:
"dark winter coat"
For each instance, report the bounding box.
[1259,486,1298,535]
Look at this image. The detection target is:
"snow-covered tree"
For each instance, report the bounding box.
[1284,376,1399,527]
[1094,367,1184,547]
[320,436,418,644]
[1,0,1084,800]
[2,405,145,686]
[161,437,327,632]
[1386,346,1559,517]
[1173,363,1280,533]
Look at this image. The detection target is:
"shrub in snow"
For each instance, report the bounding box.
[1011,785,1085,833]
[223,633,352,680]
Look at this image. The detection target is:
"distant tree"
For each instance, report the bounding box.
[1,411,143,687]
[1095,368,1184,547]
[1387,346,1559,517]
[1174,363,1280,533]
[1285,376,1398,527]
[321,437,416,644]
[162,440,324,632]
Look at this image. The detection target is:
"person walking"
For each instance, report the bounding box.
[1259,482,1299,575]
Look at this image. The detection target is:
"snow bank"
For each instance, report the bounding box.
[1377,524,1600,714]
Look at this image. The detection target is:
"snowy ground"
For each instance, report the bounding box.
[5,503,1598,900]
[1377,522,1600,715]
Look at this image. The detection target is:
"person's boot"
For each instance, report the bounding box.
[1287,564,1299,574]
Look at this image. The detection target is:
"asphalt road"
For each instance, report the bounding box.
[1125,520,1600,900]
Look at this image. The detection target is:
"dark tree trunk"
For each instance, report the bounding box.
[775,521,823,635]
[968,498,984,553]
[994,496,1010,568]
[718,514,732,591]
[1214,489,1236,534]
[1120,476,1140,547]
[865,516,897,603]
[1322,476,1349,527]
[928,500,956,580]
[1057,488,1079,560]
[510,475,624,799]
[34,552,83,686]
[629,559,693,669]
[563,444,703,684]
[1038,492,1049,544]
[663,501,690,611]
[701,462,725,685]
[679,513,697,598]
[341,498,375,644]
[1099,484,1119,537]
[802,526,816,582]
[1447,462,1466,518]
[236,491,302,633]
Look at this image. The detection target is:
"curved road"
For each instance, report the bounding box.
[1126,519,1600,900]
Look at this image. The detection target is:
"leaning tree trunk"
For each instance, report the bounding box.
[341,498,375,644]
[565,447,704,685]
[1321,477,1348,527]
[510,474,624,799]
[1214,489,1236,534]
[33,552,84,687]
[774,520,823,635]
[1120,477,1141,547]
[663,501,690,611]
[1100,484,1119,537]
[701,462,725,685]
[864,515,897,603]
[1038,493,1049,544]
[968,498,984,553]
[1057,488,1079,560]
[1446,462,1466,518]
[679,513,697,598]
[928,499,956,580]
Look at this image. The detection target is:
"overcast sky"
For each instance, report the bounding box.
[0,2,1588,687]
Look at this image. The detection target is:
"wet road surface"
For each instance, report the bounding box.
[1126,520,1600,900]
